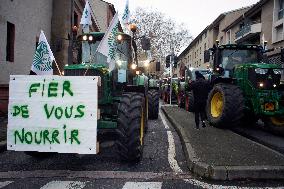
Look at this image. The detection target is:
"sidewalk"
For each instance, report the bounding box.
[162,106,284,180]
[0,116,7,152]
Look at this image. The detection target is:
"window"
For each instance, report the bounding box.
[279,0,284,20]
[276,24,283,41]
[220,36,224,45]
[204,31,207,38]
[6,22,15,62]
[204,43,207,51]
[200,47,202,54]
[226,30,231,44]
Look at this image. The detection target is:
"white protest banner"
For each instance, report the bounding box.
[7,75,99,154]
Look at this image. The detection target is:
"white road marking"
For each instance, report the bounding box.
[40,181,86,189]
[160,110,284,189]
[167,131,182,173]
[0,181,13,188]
[122,182,162,189]
[159,112,169,129]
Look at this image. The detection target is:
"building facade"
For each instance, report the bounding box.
[223,0,284,66]
[0,0,116,113]
[0,0,116,85]
[177,7,250,76]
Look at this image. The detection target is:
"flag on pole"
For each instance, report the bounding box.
[96,13,119,71]
[122,0,130,26]
[31,30,54,75]
[80,0,92,26]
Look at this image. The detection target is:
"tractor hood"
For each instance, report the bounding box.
[64,64,109,73]
[237,63,281,69]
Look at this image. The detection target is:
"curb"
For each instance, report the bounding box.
[161,106,284,180]
[0,141,6,153]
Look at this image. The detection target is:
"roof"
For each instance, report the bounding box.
[223,0,269,31]
[178,6,253,60]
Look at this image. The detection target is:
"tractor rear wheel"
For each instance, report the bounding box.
[263,116,284,136]
[206,84,244,128]
[185,92,194,112]
[116,93,145,162]
[148,89,159,119]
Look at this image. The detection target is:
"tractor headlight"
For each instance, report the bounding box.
[259,82,264,88]
[131,63,137,70]
[88,35,93,41]
[82,35,88,41]
[255,68,268,74]
[273,69,282,75]
[117,60,122,66]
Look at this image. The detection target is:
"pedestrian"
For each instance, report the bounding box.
[188,71,211,130]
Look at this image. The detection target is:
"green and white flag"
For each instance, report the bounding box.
[122,0,130,26]
[31,30,54,75]
[80,0,92,26]
[96,13,119,71]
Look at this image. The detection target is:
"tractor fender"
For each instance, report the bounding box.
[124,85,146,96]
[211,76,233,86]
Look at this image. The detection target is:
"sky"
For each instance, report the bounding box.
[105,0,260,38]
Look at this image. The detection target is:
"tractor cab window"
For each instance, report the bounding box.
[116,39,132,70]
[220,49,259,70]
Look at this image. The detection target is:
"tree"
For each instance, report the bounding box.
[131,8,192,71]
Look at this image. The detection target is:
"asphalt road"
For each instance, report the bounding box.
[0,104,284,188]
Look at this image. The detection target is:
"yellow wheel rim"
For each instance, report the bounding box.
[270,116,284,126]
[140,107,144,145]
[211,92,223,118]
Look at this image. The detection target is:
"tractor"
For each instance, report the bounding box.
[162,77,179,104]
[204,43,284,134]
[177,67,211,111]
[63,30,159,162]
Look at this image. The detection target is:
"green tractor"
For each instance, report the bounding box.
[64,31,159,162]
[177,67,211,111]
[162,77,179,104]
[205,44,284,134]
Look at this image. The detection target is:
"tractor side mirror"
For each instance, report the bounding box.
[141,37,151,50]
[156,62,160,71]
[281,48,284,62]
[204,50,210,63]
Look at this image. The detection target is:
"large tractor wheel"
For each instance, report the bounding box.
[206,84,244,128]
[185,92,194,112]
[263,116,284,136]
[148,89,159,120]
[116,93,145,162]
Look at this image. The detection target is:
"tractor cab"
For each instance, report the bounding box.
[205,44,265,78]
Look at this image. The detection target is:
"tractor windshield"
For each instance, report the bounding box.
[116,39,132,69]
[73,33,133,69]
[220,49,259,70]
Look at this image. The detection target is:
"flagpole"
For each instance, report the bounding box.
[54,60,62,76]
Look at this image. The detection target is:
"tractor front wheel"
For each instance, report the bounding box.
[148,89,159,119]
[263,116,284,136]
[116,93,145,162]
[206,84,244,128]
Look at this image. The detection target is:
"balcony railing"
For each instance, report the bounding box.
[235,22,262,42]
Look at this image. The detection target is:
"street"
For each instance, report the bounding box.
[0,103,283,189]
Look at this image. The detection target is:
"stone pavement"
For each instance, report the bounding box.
[162,106,284,180]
